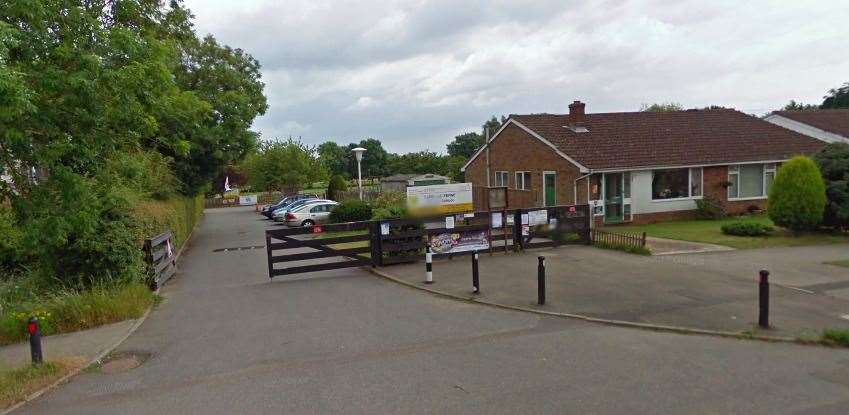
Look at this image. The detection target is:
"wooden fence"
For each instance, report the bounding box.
[590,229,647,250]
[143,230,177,290]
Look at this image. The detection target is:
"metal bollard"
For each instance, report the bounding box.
[538,256,546,305]
[425,247,433,284]
[759,270,770,328]
[28,317,43,365]
[472,250,480,294]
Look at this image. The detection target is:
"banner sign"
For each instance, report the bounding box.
[407,183,473,216]
[429,230,489,254]
[239,194,258,205]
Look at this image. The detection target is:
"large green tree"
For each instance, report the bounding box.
[347,138,390,178]
[822,82,849,109]
[813,143,849,229]
[446,132,484,159]
[317,141,350,178]
[640,102,684,112]
[241,139,326,193]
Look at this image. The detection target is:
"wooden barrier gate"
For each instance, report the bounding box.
[144,230,177,290]
[265,221,380,278]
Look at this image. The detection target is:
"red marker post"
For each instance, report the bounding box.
[28,317,43,365]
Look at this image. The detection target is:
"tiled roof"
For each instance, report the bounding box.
[772,109,849,138]
[511,109,825,170]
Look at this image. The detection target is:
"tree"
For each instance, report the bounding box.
[782,100,820,111]
[447,132,484,159]
[768,156,827,232]
[347,138,390,178]
[241,139,326,193]
[388,150,448,175]
[813,143,849,229]
[640,102,684,112]
[822,82,849,109]
[326,174,348,201]
[482,115,507,137]
[317,141,350,178]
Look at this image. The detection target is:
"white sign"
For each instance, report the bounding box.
[407,183,473,216]
[491,212,503,228]
[445,216,455,229]
[529,209,548,226]
[521,213,529,225]
[381,223,390,235]
[239,195,258,205]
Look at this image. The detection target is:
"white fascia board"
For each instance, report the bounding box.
[591,159,789,173]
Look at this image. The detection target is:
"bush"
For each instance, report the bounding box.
[721,222,774,236]
[768,156,827,232]
[329,200,373,223]
[132,195,204,249]
[326,174,348,201]
[695,194,726,219]
[813,142,849,230]
[370,191,408,220]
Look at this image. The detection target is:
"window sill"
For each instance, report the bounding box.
[651,196,703,203]
[513,188,532,192]
[728,196,767,201]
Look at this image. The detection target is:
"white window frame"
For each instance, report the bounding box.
[494,171,509,187]
[728,163,774,201]
[515,171,531,190]
[651,167,704,202]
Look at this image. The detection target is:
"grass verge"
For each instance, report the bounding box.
[821,329,849,347]
[607,215,849,249]
[0,283,155,345]
[593,241,652,256]
[0,359,82,409]
[825,260,849,269]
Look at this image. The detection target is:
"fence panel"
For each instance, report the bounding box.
[590,229,647,250]
[265,221,376,278]
[144,230,177,290]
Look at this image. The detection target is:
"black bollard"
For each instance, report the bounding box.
[28,317,43,365]
[538,256,546,305]
[472,250,480,294]
[759,270,770,328]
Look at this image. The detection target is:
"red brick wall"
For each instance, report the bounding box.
[464,123,582,209]
[703,165,768,215]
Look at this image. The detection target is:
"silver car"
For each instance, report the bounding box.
[272,199,332,221]
[283,201,339,227]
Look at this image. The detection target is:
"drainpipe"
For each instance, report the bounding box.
[485,127,491,187]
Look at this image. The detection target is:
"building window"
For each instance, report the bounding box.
[515,171,531,190]
[651,168,703,200]
[494,171,509,187]
[728,163,775,199]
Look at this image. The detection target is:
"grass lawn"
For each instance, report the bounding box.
[606,215,849,249]
[825,260,849,269]
[0,359,82,409]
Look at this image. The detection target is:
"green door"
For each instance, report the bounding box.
[604,173,624,223]
[544,172,556,206]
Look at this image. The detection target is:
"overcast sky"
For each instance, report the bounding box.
[183,0,849,154]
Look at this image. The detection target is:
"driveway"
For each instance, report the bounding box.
[20,207,849,414]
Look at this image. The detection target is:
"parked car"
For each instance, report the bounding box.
[283,201,339,227]
[272,199,333,221]
[262,194,318,219]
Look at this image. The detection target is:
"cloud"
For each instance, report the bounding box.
[185,0,849,153]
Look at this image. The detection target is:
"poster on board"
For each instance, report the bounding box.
[407,183,473,216]
[429,230,490,254]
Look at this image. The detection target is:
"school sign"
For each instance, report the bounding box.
[407,183,473,216]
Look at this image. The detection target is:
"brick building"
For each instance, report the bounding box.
[462,101,825,225]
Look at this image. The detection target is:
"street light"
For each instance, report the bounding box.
[352,147,366,200]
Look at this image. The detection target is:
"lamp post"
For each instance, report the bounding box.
[352,147,366,200]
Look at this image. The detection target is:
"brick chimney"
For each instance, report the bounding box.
[568,100,586,125]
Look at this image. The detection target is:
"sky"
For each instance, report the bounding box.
[183,0,849,154]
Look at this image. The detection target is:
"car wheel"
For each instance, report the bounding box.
[301,220,315,227]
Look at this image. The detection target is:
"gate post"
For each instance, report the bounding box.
[513,210,523,252]
[369,221,383,267]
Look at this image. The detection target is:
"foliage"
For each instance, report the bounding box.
[132,194,204,250]
[326,174,348,201]
[317,142,351,178]
[388,150,448,175]
[0,208,22,269]
[822,329,849,347]
[0,282,154,345]
[241,139,326,193]
[640,102,684,112]
[822,82,849,109]
[695,194,726,219]
[721,222,774,237]
[329,200,373,223]
[768,156,827,232]
[371,192,408,220]
[782,100,820,111]
[447,132,484,159]
[0,361,67,408]
[347,138,390,178]
[813,143,849,229]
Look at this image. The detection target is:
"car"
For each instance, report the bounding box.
[262,194,318,218]
[271,198,334,221]
[283,201,339,227]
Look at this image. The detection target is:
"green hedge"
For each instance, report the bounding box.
[329,200,373,223]
[721,222,774,237]
[132,194,204,250]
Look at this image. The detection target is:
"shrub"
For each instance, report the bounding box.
[0,208,22,269]
[326,174,348,201]
[372,191,405,210]
[371,205,408,221]
[721,222,774,236]
[768,156,827,232]
[329,200,373,223]
[695,194,726,219]
[813,142,849,230]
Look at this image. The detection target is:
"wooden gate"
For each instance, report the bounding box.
[265,221,379,278]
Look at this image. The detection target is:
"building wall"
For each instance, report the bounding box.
[764,115,849,144]
[630,170,699,214]
[464,123,582,209]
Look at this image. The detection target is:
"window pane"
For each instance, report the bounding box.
[728,173,739,199]
[690,168,702,197]
[524,172,531,190]
[765,171,774,195]
[623,172,631,198]
[740,164,764,197]
[652,169,690,199]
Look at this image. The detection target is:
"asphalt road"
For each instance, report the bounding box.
[21,207,849,414]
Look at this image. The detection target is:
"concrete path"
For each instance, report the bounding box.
[0,320,136,371]
[384,245,849,338]
[19,207,849,414]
